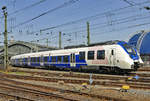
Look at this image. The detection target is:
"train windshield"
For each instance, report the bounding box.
[123,44,136,55]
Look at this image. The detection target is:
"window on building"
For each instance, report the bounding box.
[97,50,105,59]
[79,51,85,60]
[88,51,94,60]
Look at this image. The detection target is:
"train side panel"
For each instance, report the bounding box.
[10,41,143,72]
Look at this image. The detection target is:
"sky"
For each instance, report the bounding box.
[0,0,150,48]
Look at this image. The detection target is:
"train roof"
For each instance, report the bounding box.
[11,40,128,59]
[64,40,122,49]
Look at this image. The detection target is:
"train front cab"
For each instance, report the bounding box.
[117,41,143,71]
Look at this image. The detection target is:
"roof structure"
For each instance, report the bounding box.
[64,40,121,49]
[0,41,58,57]
[128,30,150,54]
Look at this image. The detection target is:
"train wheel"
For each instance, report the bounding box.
[110,67,121,75]
[99,67,109,74]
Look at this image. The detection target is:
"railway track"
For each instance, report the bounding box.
[0,72,150,90]
[130,72,150,77]
[11,68,150,83]
[0,77,127,101]
[0,67,149,101]
[0,92,34,101]
[0,78,83,101]
[137,67,150,71]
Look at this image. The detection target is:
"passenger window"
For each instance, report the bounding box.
[88,51,94,60]
[79,51,85,60]
[19,59,22,63]
[41,56,43,62]
[37,57,40,63]
[31,57,33,62]
[63,55,69,62]
[26,58,28,62]
[58,56,62,62]
[51,56,56,62]
[33,57,36,62]
[24,58,27,63]
[31,57,35,63]
[44,57,48,62]
[97,50,105,59]
[35,57,37,62]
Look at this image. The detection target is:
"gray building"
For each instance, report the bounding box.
[0,41,58,64]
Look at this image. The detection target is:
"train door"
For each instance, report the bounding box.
[28,56,30,66]
[110,49,116,66]
[70,53,76,67]
[40,55,44,66]
[20,58,22,66]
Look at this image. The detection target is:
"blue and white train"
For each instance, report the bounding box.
[10,40,143,73]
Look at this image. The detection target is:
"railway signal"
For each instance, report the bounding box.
[89,73,93,92]
[89,73,93,85]
[134,75,139,80]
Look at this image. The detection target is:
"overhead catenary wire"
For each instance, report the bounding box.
[28,12,150,39]
[10,0,47,16]
[61,21,150,44]
[13,0,79,28]
[15,7,150,39]
[30,34,58,42]
[9,0,150,35]
[9,0,150,46]
[49,6,148,33]
[121,0,134,6]
[93,21,150,36]
[30,20,150,47]
[56,12,150,35]
[41,1,150,33]
[90,13,150,30]
[0,0,47,35]
[59,11,150,33]
[39,0,150,32]
[0,0,47,19]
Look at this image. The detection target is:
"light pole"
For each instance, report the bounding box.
[59,32,61,49]
[2,6,8,71]
[87,22,90,46]
[36,40,39,52]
